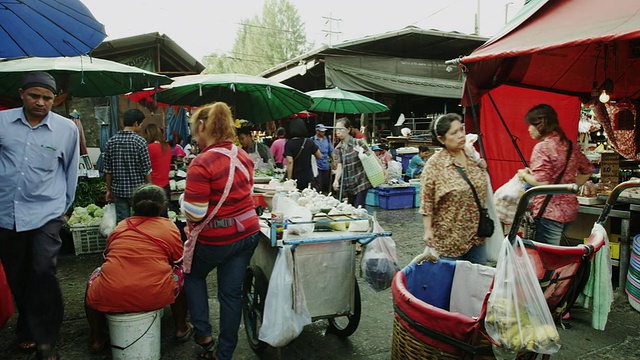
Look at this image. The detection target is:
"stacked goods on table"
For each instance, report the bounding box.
[66,204,109,255]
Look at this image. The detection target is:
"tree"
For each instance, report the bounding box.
[203,0,310,75]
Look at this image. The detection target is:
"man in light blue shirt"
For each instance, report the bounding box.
[311,123,333,193]
[0,72,79,358]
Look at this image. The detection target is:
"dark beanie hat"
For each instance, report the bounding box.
[21,72,57,94]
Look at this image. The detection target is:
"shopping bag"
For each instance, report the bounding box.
[259,246,311,347]
[493,174,527,225]
[311,155,319,177]
[361,215,400,291]
[99,203,117,237]
[485,236,561,355]
[484,174,504,262]
[356,146,385,188]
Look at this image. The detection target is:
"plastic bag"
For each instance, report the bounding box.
[99,203,117,237]
[485,236,560,355]
[259,246,311,347]
[355,145,385,188]
[386,160,403,182]
[361,216,400,291]
[484,174,504,262]
[493,174,526,225]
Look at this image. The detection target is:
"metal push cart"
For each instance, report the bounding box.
[242,214,391,353]
[391,180,640,360]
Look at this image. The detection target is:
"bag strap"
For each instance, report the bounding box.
[536,142,573,219]
[454,164,482,212]
[293,138,307,161]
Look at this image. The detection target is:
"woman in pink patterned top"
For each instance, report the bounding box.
[517,104,594,245]
[420,113,488,264]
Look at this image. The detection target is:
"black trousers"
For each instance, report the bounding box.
[314,169,331,194]
[0,218,64,345]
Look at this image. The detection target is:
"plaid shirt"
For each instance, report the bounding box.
[103,130,151,198]
[334,137,370,196]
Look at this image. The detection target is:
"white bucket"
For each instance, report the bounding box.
[106,308,163,360]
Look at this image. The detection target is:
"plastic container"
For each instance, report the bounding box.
[366,188,379,207]
[410,183,420,208]
[71,225,107,255]
[378,186,415,210]
[106,308,163,360]
[401,153,417,173]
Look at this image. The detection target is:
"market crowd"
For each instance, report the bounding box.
[0,71,595,360]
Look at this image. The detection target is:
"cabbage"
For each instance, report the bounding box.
[93,208,104,218]
[86,204,100,215]
[73,207,88,216]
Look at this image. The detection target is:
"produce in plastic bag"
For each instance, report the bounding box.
[387,160,403,182]
[493,175,526,225]
[485,236,560,355]
[259,246,311,347]
[361,216,399,291]
[99,203,117,237]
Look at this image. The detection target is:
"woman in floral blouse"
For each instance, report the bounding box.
[419,113,488,264]
[517,104,593,245]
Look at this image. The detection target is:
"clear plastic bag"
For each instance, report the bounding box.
[99,203,117,237]
[259,246,311,347]
[387,160,403,182]
[493,174,527,225]
[485,236,561,355]
[361,216,400,291]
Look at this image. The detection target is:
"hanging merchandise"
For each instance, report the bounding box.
[591,100,638,159]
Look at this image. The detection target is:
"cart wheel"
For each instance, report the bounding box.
[242,265,269,353]
[327,279,361,337]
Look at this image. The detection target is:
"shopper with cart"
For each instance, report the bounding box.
[419,113,489,264]
[180,102,260,360]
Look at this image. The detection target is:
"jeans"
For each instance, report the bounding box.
[0,218,64,345]
[440,243,487,265]
[348,188,369,209]
[113,196,131,224]
[534,217,567,246]
[185,232,259,360]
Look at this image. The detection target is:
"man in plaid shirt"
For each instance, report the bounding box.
[103,109,152,223]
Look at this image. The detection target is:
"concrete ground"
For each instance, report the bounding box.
[2,207,640,359]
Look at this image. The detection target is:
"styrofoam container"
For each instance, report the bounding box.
[106,308,163,360]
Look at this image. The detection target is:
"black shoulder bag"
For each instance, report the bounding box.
[454,165,495,238]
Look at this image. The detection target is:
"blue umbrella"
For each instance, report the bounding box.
[0,0,107,59]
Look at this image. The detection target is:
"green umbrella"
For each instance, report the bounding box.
[155,73,312,124]
[305,87,389,124]
[0,56,173,98]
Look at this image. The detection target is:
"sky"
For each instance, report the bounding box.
[81,0,525,62]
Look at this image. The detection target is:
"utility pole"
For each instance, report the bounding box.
[474,0,480,35]
[322,13,342,47]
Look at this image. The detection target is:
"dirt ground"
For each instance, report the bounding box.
[2,207,640,359]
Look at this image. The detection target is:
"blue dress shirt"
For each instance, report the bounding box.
[0,108,79,231]
[312,135,333,171]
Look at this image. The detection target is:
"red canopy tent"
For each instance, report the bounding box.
[454,0,640,188]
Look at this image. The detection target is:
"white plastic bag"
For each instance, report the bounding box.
[484,174,504,262]
[387,160,403,182]
[493,174,527,225]
[259,246,311,347]
[99,203,117,237]
[361,216,400,291]
[485,236,560,355]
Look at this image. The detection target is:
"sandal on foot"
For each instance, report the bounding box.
[36,344,58,360]
[196,339,215,352]
[18,340,36,352]
[175,323,195,343]
[197,350,219,360]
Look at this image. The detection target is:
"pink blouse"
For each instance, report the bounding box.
[530,132,594,223]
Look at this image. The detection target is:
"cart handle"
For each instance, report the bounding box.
[597,179,640,225]
[508,184,579,242]
[282,232,392,250]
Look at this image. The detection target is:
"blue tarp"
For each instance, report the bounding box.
[165,106,190,144]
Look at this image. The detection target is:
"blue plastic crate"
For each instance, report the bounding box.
[410,183,420,208]
[378,186,415,210]
[400,153,417,173]
[366,188,379,207]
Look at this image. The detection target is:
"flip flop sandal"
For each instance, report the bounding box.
[197,350,219,360]
[175,323,195,343]
[36,345,58,360]
[18,340,36,353]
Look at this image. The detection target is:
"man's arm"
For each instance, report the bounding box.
[64,126,80,212]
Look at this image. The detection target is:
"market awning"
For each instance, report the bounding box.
[325,56,463,98]
[459,0,640,105]
[268,60,319,83]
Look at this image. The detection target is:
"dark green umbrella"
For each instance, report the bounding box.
[0,56,173,98]
[155,73,312,124]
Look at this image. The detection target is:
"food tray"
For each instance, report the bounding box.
[577,196,605,205]
[253,176,272,183]
[71,225,107,255]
